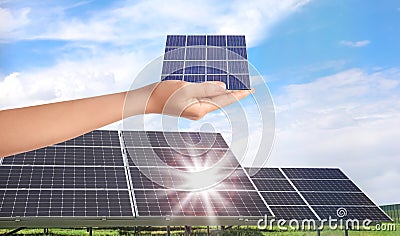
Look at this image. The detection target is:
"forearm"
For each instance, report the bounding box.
[0,87,149,157]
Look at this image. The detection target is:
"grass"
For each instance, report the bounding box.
[0,224,398,235]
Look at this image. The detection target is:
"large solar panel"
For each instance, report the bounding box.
[161,35,251,90]
[0,130,391,227]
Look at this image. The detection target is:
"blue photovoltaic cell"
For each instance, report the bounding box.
[185,61,206,74]
[207,35,226,46]
[186,47,206,60]
[161,35,251,90]
[166,35,186,47]
[162,61,184,75]
[229,75,250,90]
[227,35,246,47]
[207,61,227,74]
[228,47,247,59]
[228,61,249,74]
[164,48,185,60]
[187,35,206,46]
[207,47,226,60]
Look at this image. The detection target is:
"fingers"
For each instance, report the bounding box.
[187,81,229,98]
[197,89,254,114]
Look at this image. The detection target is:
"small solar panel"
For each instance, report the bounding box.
[161,35,250,90]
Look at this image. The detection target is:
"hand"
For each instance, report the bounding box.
[144,80,254,120]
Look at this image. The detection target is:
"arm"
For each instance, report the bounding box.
[0,81,253,157]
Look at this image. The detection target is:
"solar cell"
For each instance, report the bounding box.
[185,47,206,60]
[302,192,375,206]
[245,168,284,179]
[206,61,227,74]
[252,179,295,191]
[260,192,306,206]
[228,47,247,59]
[207,35,226,46]
[283,168,348,179]
[162,35,251,90]
[184,61,206,74]
[166,35,186,47]
[134,189,271,217]
[162,61,184,75]
[207,47,226,60]
[2,146,124,166]
[227,35,246,47]
[228,75,250,90]
[164,47,185,60]
[228,61,249,74]
[187,35,206,46]
[0,189,133,217]
[292,179,361,192]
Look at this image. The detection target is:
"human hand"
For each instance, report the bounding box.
[143,80,254,120]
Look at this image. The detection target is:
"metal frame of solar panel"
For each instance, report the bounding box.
[161,35,251,90]
[0,130,391,227]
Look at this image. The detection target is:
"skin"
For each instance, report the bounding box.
[0,80,253,157]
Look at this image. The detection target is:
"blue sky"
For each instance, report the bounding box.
[1,0,399,205]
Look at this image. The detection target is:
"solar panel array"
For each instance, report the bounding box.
[0,130,391,227]
[161,35,251,90]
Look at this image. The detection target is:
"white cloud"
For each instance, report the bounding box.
[269,68,400,204]
[0,48,152,109]
[0,7,30,40]
[1,0,310,46]
[340,40,371,47]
